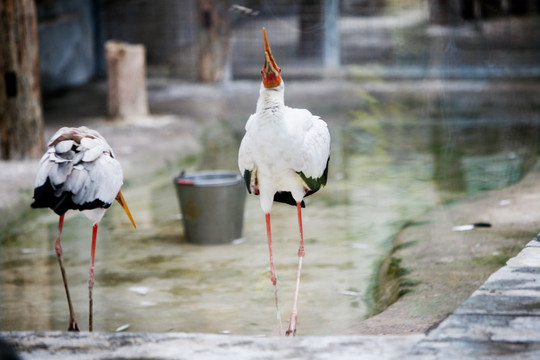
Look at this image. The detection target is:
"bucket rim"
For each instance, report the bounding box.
[174,170,244,187]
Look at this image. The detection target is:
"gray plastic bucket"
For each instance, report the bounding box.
[174,171,246,244]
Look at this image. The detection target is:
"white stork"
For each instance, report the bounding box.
[238,28,331,336]
[31,126,136,331]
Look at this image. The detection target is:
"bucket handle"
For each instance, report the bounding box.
[176,178,195,185]
[175,170,194,185]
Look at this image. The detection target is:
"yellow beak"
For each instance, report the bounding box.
[115,190,136,229]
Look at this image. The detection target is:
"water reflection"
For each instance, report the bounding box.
[1,83,538,335]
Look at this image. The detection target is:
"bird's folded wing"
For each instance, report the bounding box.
[70,155,123,207]
[300,120,330,180]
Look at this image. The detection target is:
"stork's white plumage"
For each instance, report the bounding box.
[31,126,136,331]
[238,28,330,336]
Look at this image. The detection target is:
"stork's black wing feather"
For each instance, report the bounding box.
[31,179,110,215]
[273,192,306,208]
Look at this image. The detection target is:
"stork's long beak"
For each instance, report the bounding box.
[262,27,282,88]
[115,190,136,229]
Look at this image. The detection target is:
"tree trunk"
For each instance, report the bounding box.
[0,0,44,160]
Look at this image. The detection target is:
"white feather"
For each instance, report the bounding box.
[34,152,53,188]
[238,81,330,214]
[35,126,124,214]
[54,140,75,154]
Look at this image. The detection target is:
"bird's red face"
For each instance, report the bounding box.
[261,28,282,89]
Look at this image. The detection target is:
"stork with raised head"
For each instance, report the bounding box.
[31,126,136,331]
[238,28,331,336]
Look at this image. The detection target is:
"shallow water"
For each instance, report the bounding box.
[1,80,539,335]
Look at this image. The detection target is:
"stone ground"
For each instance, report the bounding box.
[346,161,540,336]
[1,239,539,359]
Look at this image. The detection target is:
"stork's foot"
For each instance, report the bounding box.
[286,311,297,336]
[68,318,80,332]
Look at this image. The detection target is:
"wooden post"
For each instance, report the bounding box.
[0,0,44,160]
[105,41,148,119]
[197,0,229,83]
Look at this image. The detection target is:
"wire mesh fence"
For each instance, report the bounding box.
[100,0,395,80]
[42,0,540,83]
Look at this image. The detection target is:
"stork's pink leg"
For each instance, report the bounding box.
[54,214,80,331]
[265,213,283,336]
[286,202,305,336]
[88,223,98,332]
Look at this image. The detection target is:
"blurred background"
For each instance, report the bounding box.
[32,0,540,88]
[1,0,540,336]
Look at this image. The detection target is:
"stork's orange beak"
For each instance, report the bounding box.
[262,27,282,88]
[115,190,136,229]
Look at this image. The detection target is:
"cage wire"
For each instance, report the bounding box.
[100,0,540,81]
[228,0,406,79]
[99,0,414,80]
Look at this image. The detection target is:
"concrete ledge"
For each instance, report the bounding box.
[0,331,423,360]
[408,239,540,359]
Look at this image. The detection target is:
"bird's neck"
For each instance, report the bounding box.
[256,85,285,119]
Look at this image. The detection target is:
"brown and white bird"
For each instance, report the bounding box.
[31,126,136,331]
[238,28,331,336]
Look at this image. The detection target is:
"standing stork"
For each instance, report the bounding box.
[31,126,136,331]
[238,28,331,336]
